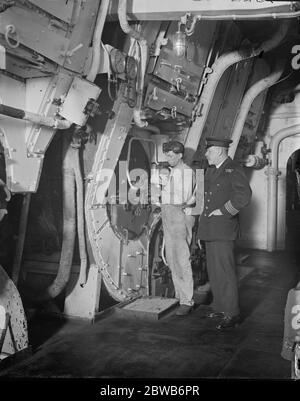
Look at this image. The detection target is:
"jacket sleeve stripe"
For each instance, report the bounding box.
[224,200,239,216]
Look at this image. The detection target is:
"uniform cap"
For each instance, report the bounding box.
[205,137,232,149]
[163,141,184,154]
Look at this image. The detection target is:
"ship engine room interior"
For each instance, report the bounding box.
[2,0,300,384]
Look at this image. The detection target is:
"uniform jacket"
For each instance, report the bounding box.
[197,157,252,241]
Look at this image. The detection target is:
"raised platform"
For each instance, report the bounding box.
[118,296,179,320]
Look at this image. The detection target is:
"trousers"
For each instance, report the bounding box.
[161,205,195,306]
[205,241,239,317]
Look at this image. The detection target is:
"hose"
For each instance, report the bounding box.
[73,146,88,287]
[161,235,168,267]
[37,139,76,301]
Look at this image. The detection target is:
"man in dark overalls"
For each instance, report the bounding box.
[197,137,252,329]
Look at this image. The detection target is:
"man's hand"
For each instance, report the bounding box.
[197,239,202,249]
[208,209,223,217]
[0,178,11,201]
[0,209,7,222]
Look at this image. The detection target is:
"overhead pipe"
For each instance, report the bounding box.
[228,58,285,159]
[86,0,110,82]
[267,124,300,252]
[118,0,148,128]
[193,11,300,21]
[0,104,72,130]
[184,19,290,164]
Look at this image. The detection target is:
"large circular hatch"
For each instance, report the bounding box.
[106,136,151,242]
[86,131,157,301]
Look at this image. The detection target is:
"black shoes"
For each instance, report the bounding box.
[216,315,240,330]
[175,305,193,316]
[203,310,240,329]
[205,311,225,319]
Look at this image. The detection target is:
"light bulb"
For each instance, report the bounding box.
[173,30,186,58]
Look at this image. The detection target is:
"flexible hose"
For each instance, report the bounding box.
[118,0,144,42]
[37,140,76,301]
[73,147,88,287]
[161,235,168,267]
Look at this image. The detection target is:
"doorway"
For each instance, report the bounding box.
[286,149,300,255]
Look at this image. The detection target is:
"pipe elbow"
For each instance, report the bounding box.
[118,0,146,42]
[55,119,73,130]
[133,109,148,128]
[238,44,259,59]
[258,19,290,54]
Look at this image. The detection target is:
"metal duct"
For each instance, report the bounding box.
[184,19,290,164]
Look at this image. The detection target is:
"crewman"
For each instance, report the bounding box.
[197,136,252,329]
[160,141,196,316]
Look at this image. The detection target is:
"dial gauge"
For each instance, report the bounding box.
[110,48,126,75]
[125,56,138,80]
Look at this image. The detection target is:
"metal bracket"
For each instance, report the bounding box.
[265,167,281,177]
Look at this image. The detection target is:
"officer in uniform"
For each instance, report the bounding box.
[197,136,252,329]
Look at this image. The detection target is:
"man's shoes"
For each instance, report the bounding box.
[216,315,240,330]
[175,305,193,316]
[204,311,225,319]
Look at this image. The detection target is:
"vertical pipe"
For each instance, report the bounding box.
[228,59,285,159]
[87,0,111,82]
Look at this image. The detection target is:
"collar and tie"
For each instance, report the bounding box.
[207,164,217,180]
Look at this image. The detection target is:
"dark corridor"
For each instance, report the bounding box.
[286,150,300,259]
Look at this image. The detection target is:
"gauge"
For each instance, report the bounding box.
[125,56,138,80]
[110,48,126,75]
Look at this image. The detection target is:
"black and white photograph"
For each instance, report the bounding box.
[0,0,300,392]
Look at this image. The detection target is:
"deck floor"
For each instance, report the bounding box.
[0,249,299,382]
